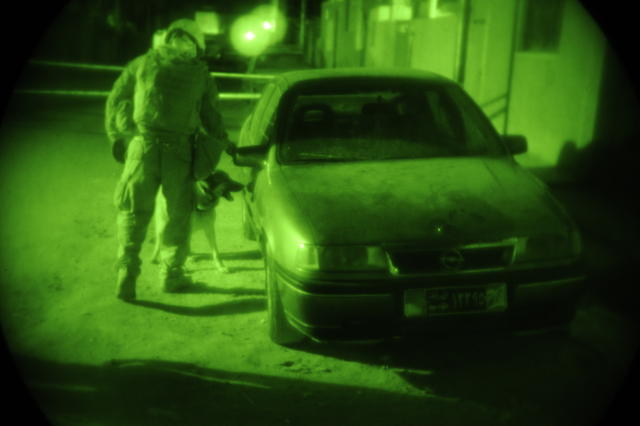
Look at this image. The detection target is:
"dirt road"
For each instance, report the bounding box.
[0,97,637,426]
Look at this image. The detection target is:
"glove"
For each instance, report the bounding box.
[112,139,126,163]
[225,141,237,156]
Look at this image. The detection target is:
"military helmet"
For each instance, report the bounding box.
[165,19,205,54]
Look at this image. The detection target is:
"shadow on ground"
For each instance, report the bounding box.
[188,264,265,274]
[292,321,634,426]
[129,297,266,317]
[189,250,263,262]
[171,281,265,297]
[188,250,264,274]
[11,354,522,426]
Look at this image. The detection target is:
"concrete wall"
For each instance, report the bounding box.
[365,19,397,67]
[320,1,336,67]
[463,0,517,133]
[319,0,608,175]
[347,1,417,69]
[507,0,606,168]
[304,18,323,67]
[410,15,459,78]
[336,0,366,67]
[327,0,518,133]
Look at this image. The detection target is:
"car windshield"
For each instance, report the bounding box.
[278,79,506,163]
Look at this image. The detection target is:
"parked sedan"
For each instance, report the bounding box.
[233,68,585,345]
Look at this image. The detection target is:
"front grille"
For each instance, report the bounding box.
[387,243,514,274]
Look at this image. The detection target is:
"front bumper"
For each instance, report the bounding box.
[276,263,586,341]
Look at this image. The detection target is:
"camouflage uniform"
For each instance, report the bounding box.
[105,19,226,299]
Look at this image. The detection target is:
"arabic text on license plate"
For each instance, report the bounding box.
[425,283,507,316]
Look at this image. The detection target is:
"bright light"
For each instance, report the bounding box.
[230,5,287,57]
[230,15,270,56]
[252,5,287,43]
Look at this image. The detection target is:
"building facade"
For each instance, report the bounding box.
[318,0,612,175]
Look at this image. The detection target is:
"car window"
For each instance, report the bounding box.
[256,84,283,145]
[277,80,505,163]
[237,114,253,148]
[241,82,276,147]
[426,91,463,141]
[242,81,283,146]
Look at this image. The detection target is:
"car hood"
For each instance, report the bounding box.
[279,157,571,246]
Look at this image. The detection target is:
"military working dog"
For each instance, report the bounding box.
[152,170,243,272]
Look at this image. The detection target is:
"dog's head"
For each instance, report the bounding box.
[202,171,244,202]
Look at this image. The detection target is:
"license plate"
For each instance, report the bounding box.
[404,283,507,318]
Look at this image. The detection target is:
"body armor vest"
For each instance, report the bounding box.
[133,47,208,136]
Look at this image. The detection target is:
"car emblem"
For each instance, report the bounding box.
[431,220,447,236]
[440,249,464,270]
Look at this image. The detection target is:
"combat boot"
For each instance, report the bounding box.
[116,267,138,301]
[161,267,193,293]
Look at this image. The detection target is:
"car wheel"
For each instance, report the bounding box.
[242,203,256,241]
[265,253,305,346]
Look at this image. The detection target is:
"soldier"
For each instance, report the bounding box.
[105,19,228,301]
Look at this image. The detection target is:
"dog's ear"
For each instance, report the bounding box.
[201,175,216,190]
[230,181,244,192]
[211,170,230,183]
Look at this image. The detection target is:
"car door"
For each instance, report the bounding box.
[241,79,285,236]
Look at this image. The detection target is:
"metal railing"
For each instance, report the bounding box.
[13,88,262,100]
[480,93,508,121]
[14,60,275,99]
[29,60,125,73]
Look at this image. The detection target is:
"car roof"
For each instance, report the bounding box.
[276,67,455,88]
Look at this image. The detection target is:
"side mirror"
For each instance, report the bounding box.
[503,135,527,155]
[233,145,269,168]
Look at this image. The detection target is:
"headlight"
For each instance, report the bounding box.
[513,232,581,263]
[296,244,388,272]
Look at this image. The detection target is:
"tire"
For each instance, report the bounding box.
[265,254,305,346]
[242,203,256,241]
